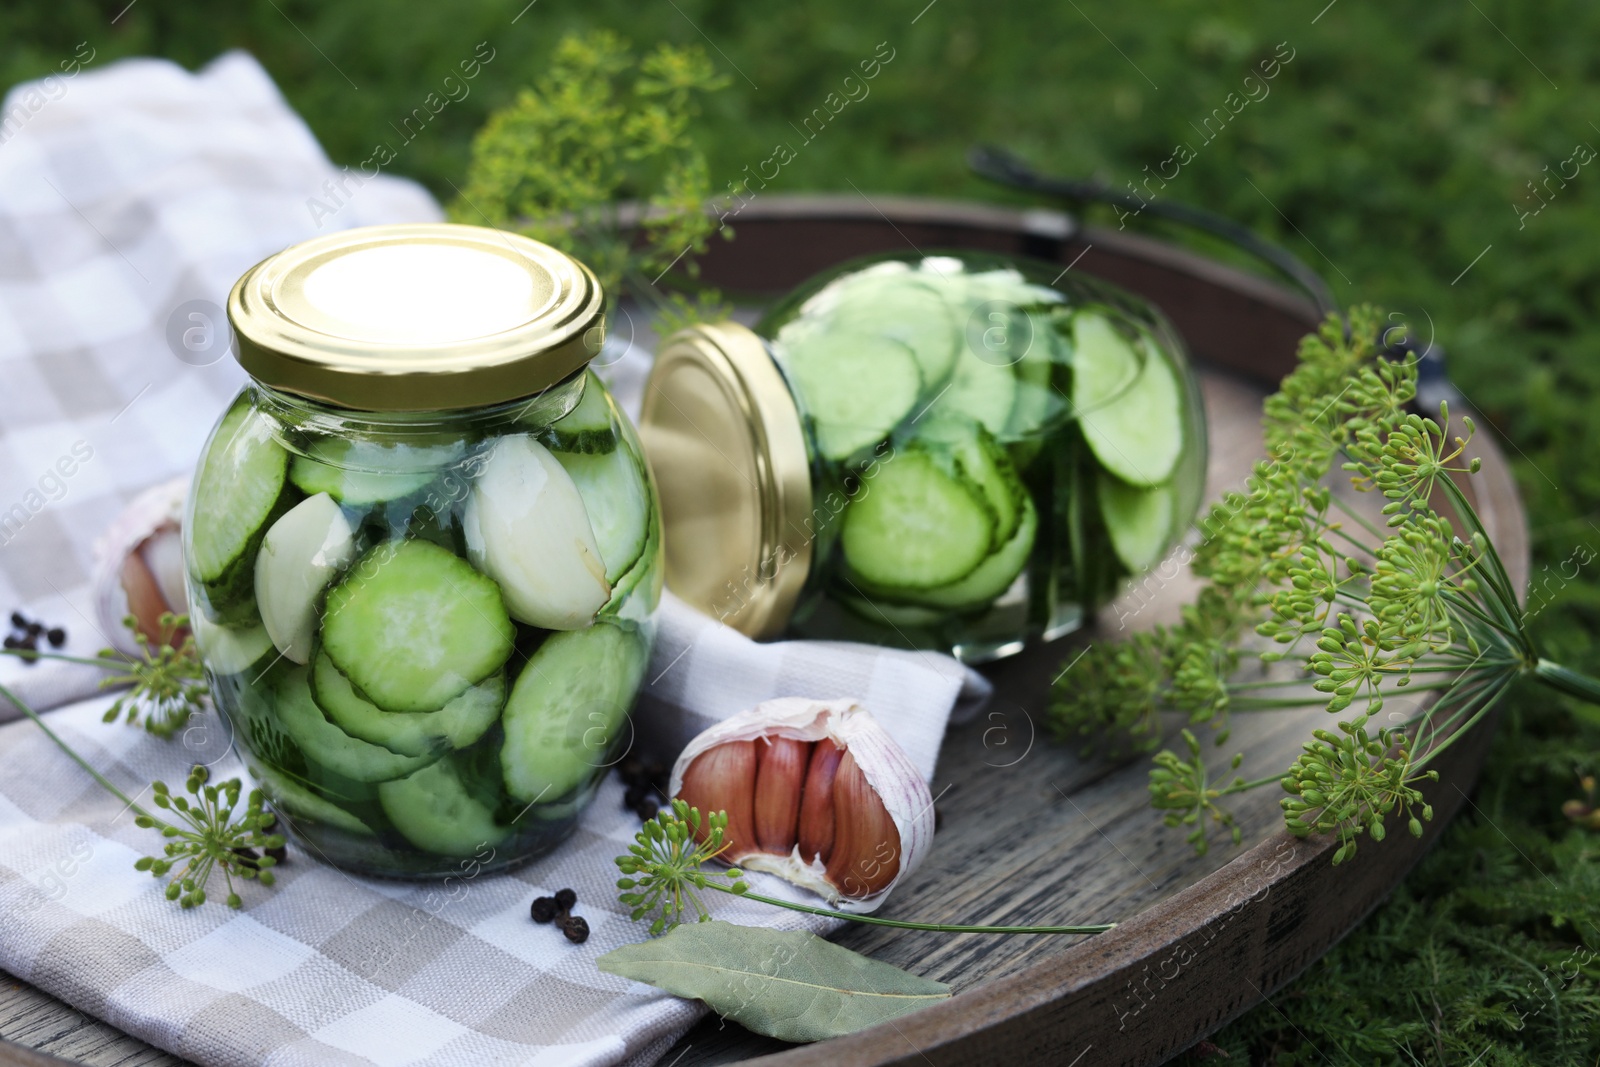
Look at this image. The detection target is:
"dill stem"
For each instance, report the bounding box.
[1530,659,1600,705]
[0,647,134,670]
[0,680,151,819]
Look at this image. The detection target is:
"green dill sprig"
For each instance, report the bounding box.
[616,800,1115,936]
[2,621,281,909]
[97,612,208,737]
[135,765,283,909]
[1050,305,1600,863]
[1,611,210,738]
[616,800,749,935]
[451,30,729,309]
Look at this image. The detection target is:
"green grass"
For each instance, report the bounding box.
[5,1,1599,1061]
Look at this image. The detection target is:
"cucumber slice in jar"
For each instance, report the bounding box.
[554,443,651,584]
[1097,473,1177,572]
[1006,310,1071,440]
[1071,313,1183,487]
[272,665,439,782]
[254,493,356,665]
[835,591,948,629]
[902,494,1038,610]
[779,331,923,463]
[190,398,292,620]
[543,371,617,454]
[287,438,463,507]
[463,434,611,630]
[830,277,959,388]
[602,503,662,624]
[246,760,375,836]
[190,611,276,677]
[320,539,515,713]
[839,448,996,589]
[931,344,1018,437]
[913,415,1025,549]
[310,648,504,758]
[500,621,648,804]
[377,754,509,856]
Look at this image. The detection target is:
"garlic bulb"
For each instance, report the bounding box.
[92,476,190,654]
[670,697,934,913]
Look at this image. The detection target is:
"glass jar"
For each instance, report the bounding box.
[185,224,661,878]
[640,251,1204,662]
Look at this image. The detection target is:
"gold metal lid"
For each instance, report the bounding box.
[639,322,814,639]
[228,223,605,410]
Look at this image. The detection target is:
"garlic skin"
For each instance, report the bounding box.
[92,476,190,654]
[669,697,935,913]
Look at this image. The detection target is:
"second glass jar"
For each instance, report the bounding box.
[642,251,1207,662]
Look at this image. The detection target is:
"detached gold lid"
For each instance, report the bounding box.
[640,322,814,639]
[228,223,605,410]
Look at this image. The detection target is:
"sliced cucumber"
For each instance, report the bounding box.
[288,438,462,507]
[1006,310,1070,440]
[321,539,515,713]
[780,332,923,462]
[602,503,662,625]
[903,494,1038,610]
[463,434,611,630]
[835,592,947,629]
[839,448,995,589]
[254,493,355,665]
[500,621,648,803]
[1098,473,1177,572]
[190,398,292,619]
[226,672,301,771]
[190,610,275,677]
[247,760,375,836]
[1072,314,1183,487]
[555,444,651,584]
[544,371,617,454]
[378,755,509,856]
[932,346,1017,436]
[311,648,503,758]
[272,666,438,782]
[913,416,1024,549]
[831,277,959,387]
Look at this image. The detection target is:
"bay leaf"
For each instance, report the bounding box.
[597,920,951,1042]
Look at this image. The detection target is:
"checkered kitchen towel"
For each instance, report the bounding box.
[0,52,988,1067]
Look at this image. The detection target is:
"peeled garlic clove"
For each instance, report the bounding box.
[254,492,356,664]
[669,697,934,913]
[92,476,191,654]
[464,434,611,629]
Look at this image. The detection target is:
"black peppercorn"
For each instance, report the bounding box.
[265,845,288,863]
[636,796,660,820]
[553,887,577,911]
[530,896,558,923]
[46,627,65,647]
[10,612,25,629]
[560,915,590,944]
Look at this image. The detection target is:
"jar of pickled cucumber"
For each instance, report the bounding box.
[186,224,661,878]
[639,252,1204,662]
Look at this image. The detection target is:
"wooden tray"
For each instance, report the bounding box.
[0,195,1529,1067]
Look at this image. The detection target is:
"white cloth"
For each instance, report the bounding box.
[0,52,987,1067]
